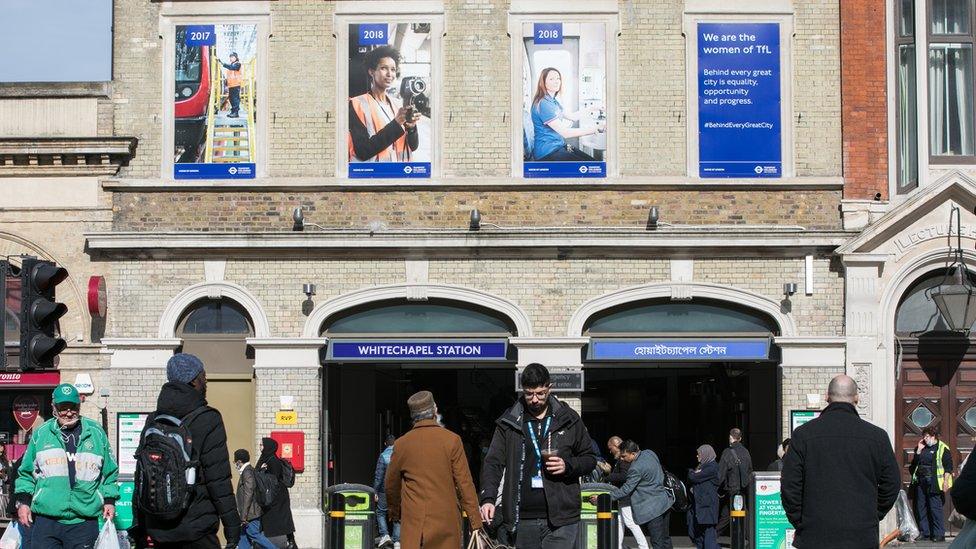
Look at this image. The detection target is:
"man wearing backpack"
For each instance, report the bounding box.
[234,449,277,549]
[13,383,119,548]
[133,353,240,549]
[716,428,753,536]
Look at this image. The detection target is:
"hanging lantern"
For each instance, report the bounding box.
[929,206,976,333]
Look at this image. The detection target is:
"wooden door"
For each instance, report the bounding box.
[897,340,976,513]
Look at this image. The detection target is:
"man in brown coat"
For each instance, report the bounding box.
[386,391,483,549]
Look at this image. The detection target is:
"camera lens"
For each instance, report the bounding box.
[409,78,427,95]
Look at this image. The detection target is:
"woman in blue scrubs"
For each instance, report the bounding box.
[530,67,605,161]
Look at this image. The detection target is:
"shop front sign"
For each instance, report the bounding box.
[327,339,508,361]
[589,338,771,361]
[0,371,60,386]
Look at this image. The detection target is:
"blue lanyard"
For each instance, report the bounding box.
[527,416,552,474]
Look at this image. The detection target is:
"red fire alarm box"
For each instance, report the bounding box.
[270,430,305,472]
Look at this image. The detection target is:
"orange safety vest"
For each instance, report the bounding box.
[225,66,242,88]
[348,93,410,162]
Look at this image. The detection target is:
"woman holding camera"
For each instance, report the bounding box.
[529,67,604,161]
[348,45,420,162]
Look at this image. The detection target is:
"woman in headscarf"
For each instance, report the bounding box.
[256,438,297,548]
[687,444,720,549]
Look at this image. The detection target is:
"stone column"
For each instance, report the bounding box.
[248,338,326,548]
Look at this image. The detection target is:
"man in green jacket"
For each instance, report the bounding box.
[14,383,119,548]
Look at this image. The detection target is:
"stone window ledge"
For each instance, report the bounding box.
[101,175,844,192]
[0,137,137,177]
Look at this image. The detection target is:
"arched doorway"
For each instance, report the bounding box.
[176,298,256,482]
[581,298,781,474]
[894,269,976,486]
[321,298,518,486]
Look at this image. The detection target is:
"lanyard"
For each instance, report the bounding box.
[527,416,552,474]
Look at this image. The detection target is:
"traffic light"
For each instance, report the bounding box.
[19,257,67,370]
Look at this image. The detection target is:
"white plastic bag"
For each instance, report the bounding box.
[0,521,21,549]
[95,520,121,549]
[894,489,920,542]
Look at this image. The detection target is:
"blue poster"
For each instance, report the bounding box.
[590,339,771,361]
[358,24,388,46]
[348,162,431,178]
[175,163,255,179]
[184,25,215,46]
[524,161,605,178]
[698,23,781,178]
[533,23,563,45]
[328,340,508,361]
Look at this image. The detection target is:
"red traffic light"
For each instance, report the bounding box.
[30,263,67,292]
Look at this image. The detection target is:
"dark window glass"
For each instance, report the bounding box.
[896,269,976,333]
[323,301,514,335]
[180,300,252,335]
[584,300,778,335]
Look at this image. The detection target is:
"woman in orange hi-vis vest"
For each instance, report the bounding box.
[217,52,243,118]
[348,46,420,162]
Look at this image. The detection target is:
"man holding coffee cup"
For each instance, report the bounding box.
[479,363,598,548]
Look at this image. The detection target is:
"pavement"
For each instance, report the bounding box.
[619,535,954,548]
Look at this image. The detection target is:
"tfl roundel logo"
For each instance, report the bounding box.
[403,166,414,174]
[228,167,239,175]
[579,165,589,174]
[753,165,763,174]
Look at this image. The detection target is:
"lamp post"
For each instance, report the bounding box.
[928,205,976,333]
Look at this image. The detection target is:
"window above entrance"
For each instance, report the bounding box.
[583,299,778,336]
[178,299,253,335]
[320,300,516,336]
[896,268,976,334]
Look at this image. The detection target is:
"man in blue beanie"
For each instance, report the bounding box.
[132,353,240,549]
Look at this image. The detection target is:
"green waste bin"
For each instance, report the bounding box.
[326,483,376,549]
[579,482,619,549]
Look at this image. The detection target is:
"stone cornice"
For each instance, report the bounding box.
[101,175,845,192]
[0,137,138,177]
[85,229,854,257]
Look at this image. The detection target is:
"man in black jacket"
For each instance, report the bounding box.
[134,353,241,549]
[478,363,597,549]
[781,375,900,549]
[716,427,752,534]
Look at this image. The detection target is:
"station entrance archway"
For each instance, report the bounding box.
[321,299,518,487]
[581,299,782,476]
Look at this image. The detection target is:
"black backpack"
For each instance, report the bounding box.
[134,406,208,520]
[253,466,281,508]
[280,459,295,488]
[723,447,751,495]
[663,469,690,512]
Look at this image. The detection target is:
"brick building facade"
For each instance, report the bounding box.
[6,0,965,546]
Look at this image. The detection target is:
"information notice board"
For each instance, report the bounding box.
[117,412,148,478]
[752,472,794,549]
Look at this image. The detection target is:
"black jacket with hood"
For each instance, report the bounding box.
[479,396,597,532]
[134,382,241,545]
[256,437,296,537]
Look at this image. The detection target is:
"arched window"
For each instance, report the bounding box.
[320,299,516,336]
[896,269,976,335]
[584,299,779,336]
[179,299,252,335]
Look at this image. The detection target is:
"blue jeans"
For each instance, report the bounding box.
[238,518,278,549]
[915,481,945,538]
[376,493,400,541]
[31,514,97,549]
